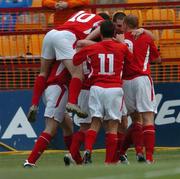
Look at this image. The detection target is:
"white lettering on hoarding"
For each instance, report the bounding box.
[1,107,37,139]
[155,94,180,125]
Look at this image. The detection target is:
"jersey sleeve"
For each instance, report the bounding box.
[42,0,56,8]
[68,0,89,8]
[73,47,89,66]
[73,46,94,66]
[149,39,160,62]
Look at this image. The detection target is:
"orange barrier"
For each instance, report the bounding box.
[0,2,180,90]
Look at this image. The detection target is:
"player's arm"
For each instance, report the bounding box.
[85,26,101,40]
[68,0,89,8]
[149,40,161,64]
[73,47,91,66]
[132,28,156,41]
[76,39,97,51]
[42,0,56,8]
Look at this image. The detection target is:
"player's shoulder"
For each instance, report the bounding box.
[140,32,152,41]
[124,32,133,39]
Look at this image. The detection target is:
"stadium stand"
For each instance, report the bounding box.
[143,8,176,25]
[0,1,180,89]
[32,1,42,7]
[158,29,180,58]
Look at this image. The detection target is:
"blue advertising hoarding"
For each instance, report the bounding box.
[0,83,180,151]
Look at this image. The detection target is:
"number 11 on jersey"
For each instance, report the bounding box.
[98,53,115,75]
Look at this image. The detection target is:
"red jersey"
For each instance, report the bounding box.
[56,10,103,40]
[46,61,71,87]
[82,61,91,90]
[123,32,160,80]
[73,40,133,88]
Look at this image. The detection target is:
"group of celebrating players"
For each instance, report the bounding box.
[23,7,161,168]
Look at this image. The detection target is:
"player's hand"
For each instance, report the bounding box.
[114,34,125,43]
[132,28,144,39]
[55,1,68,10]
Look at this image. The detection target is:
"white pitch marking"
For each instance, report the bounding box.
[145,167,180,178]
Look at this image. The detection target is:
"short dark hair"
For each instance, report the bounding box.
[100,20,115,38]
[123,14,139,29]
[98,12,110,20]
[112,12,126,22]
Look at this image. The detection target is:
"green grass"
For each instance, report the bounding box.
[1,149,180,179]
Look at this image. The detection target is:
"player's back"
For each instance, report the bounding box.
[123,32,158,79]
[47,61,71,86]
[87,40,131,88]
[56,10,103,39]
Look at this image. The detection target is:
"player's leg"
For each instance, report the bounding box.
[104,119,119,164]
[69,89,91,164]
[115,116,128,162]
[24,84,68,167]
[130,112,145,162]
[24,117,59,167]
[142,111,155,163]
[59,113,73,151]
[69,123,90,165]
[136,76,157,163]
[83,86,104,164]
[120,79,136,158]
[103,87,124,164]
[27,30,56,122]
[63,60,88,118]
[83,117,102,164]
[60,113,75,166]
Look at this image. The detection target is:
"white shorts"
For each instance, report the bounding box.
[89,86,124,121]
[41,29,77,60]
[123,76,157,114]
[73,90,91,126]
[43,84,68,123]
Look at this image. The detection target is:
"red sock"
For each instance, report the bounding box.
[70,131,85,164]
[63,135,73,150]
[68,77,82,104]
[132,123,144,155]
[32,75,46,106]
[105,133,118,164]
[85,130,97,153]
[120,125,133,155]
[114,132,125,162]
[28,132,52,164]
[143,125,155,161]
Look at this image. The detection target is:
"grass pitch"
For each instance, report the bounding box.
[0,149,180,179]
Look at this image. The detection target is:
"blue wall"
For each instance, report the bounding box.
[0,83,180,151]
